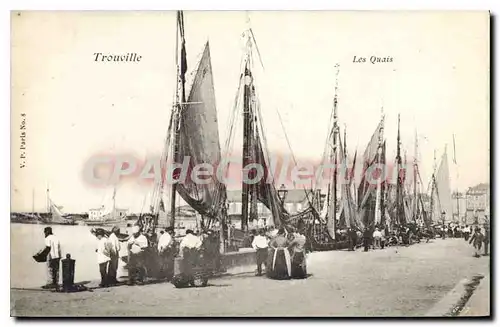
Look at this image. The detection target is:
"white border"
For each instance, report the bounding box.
[3,0,497,326]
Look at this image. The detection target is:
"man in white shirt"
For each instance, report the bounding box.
[179,229,202,252]
[43,227,62,288]
[463,225,471,241]
[95,229,111,287]
[107,226,121,285]
[179,230,202,285]
[252,229,269,276]
[158,227,175,280]
[127,226,148,285]
[373,228,383,249]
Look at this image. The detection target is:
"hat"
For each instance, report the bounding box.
[132,226,140,234]
[111,226,120,233]
[96,229,105,236]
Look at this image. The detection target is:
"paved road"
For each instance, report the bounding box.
[11,238,489,317]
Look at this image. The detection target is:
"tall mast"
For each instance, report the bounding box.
[343,125,347,159]
[413,130,418,223]
[241,29,253,232]
[395,114,403,226]
[429,149,437,224]
[374,109,384,227]
[453,134,460,223]
[170,11,187,230]
[332,64,339,230]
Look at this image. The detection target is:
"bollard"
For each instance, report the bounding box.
[61,253,75,292]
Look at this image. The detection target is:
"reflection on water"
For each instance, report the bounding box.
[10,223,131,288]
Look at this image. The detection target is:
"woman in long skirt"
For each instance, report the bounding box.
[266,228,291,280]
[289,231,307,279]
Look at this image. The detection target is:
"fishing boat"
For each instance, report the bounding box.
[138,11,228,257]
[45,188,76,225]
[11,187,76,225]
[296,65,352,251]
[429,146,454,225]
[356,112,386,232]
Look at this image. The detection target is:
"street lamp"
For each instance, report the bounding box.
[278,184,288,206]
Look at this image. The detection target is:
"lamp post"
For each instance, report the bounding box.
[278,184,288,206]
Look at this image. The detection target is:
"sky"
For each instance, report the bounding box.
[11,11,490,213]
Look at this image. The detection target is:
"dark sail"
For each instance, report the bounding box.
[175,42,226,218]
[356,119,384,230]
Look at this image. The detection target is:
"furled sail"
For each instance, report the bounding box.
[337,132,359,229]
[176,42,226,218]
[357,118,384,229]
[253,131,289,226]
[357,119,384,207]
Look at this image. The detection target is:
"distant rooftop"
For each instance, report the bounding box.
[466,183,490,194]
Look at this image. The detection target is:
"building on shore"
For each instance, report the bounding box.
[452,191,467,223]
[226,189,310,229]
[88,206,129,221]
[465,183,490,225]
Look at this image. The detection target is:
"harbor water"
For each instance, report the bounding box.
[10,223,131,289]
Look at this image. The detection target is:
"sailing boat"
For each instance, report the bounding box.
[411,130,430,227]
[46,188,76,225]
[141,11,227,254]
[357,112,385,232]
[429,146,453,225]
[308,65,355,250]
[221,21,293,236]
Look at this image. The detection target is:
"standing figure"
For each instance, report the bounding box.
[463,225,471,241]
[469,227,484,258]
[127,226,148,285]
[372,228,383,249]
[179,229,203,286]
[347,228,358,251]
[289,230,307,279]
[483,226,490,256]
[201,230,219,272]
[266,228,291,280]
[95,229,111,287]
[107,226,121,285]
[380,227,386,249]
[157,227,175,281]
[363,228,372,252]
[252,229,269,276]
[41,227,62,289]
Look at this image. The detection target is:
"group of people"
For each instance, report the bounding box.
[336,221,491,259]
[250,227,308,280]
[93,227,122,286]
[437,223,473,239]
[340,224,421,252]
[94,225,222,287]
[35,224,224,289]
